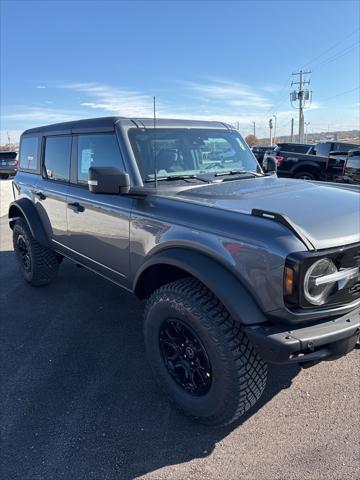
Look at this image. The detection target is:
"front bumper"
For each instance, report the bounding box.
[245,306,360,366]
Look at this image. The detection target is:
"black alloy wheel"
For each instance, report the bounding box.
[159,318,212,396]
[16,234,32,272]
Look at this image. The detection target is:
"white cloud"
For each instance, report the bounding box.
[184,79,272,109]
[36,85,46,89]
[261,84,283,94]
[3,106,86,124]
[63,82,154,116]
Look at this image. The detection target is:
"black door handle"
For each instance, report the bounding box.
[67,202,85,213]
[34,191,46,200]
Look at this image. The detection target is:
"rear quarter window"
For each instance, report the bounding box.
[19,137,39,170]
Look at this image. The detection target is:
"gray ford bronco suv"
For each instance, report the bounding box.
[9,117,360,426]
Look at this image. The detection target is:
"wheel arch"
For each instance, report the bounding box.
[290,162,322,178]
[8,199,49,247]
[134,248,267,326]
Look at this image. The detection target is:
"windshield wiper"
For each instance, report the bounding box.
[215,170,263,177]
[144,174,210,184]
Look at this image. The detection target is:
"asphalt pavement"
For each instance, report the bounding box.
[0,179,359,480]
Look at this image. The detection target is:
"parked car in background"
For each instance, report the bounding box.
[8,116,360,427]
[335,149,360,184]
[251,145,274,165]
[0,151,18,179]
[263,141,359,181]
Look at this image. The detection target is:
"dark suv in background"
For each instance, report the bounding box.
[251,145,274,165]
[0,151,18,179]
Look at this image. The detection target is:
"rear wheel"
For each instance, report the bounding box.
[144,278,268,426]
[293,170,317,180]
[0,174,10,179]
[13,218,60,286]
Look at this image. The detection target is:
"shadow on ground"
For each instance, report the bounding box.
[0,251,300,480]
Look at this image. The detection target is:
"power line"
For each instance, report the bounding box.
[263,75,292,117]
[262,30,359,131]
[313,42,359,70]
[317,86,359,102]
[300,27,359,69]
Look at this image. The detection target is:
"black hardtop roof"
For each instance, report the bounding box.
[22,116,233,136]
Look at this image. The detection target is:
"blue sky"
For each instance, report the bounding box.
[1,0,359,143]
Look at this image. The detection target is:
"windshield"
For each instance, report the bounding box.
[128,128,261,182]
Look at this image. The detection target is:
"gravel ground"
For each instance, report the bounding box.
[0,179,359,480]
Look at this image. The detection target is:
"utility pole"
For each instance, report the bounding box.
[269,118,273,146]
[290,70,312,143]
[290,118,294,143]
[305,122,310,143]
[252,121,256,137]
[272,115,277,145]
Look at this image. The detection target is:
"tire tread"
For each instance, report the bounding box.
[144,277,267,426]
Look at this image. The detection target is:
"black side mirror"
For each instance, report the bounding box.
[263,157,277,175]
[88,166,130,195]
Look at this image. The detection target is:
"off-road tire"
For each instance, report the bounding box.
[293,170,317,180]
[144,278,268,426]
[13,218,60,286]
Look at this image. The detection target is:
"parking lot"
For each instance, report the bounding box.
[0,179,359,480]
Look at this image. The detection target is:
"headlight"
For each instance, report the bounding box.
[303,258,337,305]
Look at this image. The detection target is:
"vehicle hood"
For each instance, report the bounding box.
[173,176,360,250]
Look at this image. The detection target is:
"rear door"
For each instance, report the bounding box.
[35,135,72,245]
[65,132,133,287]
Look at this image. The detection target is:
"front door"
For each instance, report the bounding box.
[65,133,133,287]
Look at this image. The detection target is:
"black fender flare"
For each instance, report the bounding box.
[134,248,267,325]
[8,198,49,247]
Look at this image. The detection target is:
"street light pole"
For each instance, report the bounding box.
[272,115,277,145]
[269,118,273,146]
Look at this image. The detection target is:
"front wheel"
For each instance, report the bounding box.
[143,278,268,426]
[293,170,317,180]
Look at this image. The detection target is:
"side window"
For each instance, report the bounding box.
[19,137,39,170]
[315,143,330,156]
[43,136,72,182]
[77,134,124,185]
